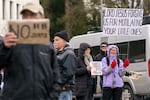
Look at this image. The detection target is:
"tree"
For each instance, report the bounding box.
[143,0,150,15]
[85,0,101,32]
[40,0,150,39]
[64,0,89,36]
[40,0,65,40]
[103,0,150,15]
[40,0,88,39]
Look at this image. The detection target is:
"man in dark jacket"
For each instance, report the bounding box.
[0,2,61,100]
[94,42,108,61]
[53,31,76,100]
[94,42,108,99]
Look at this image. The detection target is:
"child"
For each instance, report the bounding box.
[101,45,130,100]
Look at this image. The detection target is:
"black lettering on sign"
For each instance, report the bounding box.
[9,24,19,38]
[117,28,130,35]
[33,23,47,30]
[41,23,47,30]
[31,33,47,38]
[103,27,116,35]
[20,25,30,39]
[9,24,31,39]
[34,24,40,29]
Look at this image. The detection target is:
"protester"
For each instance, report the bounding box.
[94,42,108,90]
[94,42,108,61]
[53,31,76,100]
[0,2,61,100]
[74,43,96,100]
[101,45,130,100]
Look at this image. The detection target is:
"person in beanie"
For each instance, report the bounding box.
[74,43,95,100]
[0,2,61,100]
[101,45,130,100]
[53,31,76,100]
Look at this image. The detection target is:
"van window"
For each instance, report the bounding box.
[117,42,128,60]
[117,39,146,63]
[129,40,146,63]
[73,40,146,63]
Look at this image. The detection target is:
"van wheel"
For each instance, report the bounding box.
[122,84,134,100]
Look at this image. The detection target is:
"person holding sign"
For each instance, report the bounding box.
[101,45,130,100]
[0,2,61,100]
[74,43,96,100]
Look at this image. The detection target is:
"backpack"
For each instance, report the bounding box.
[106,56,120,67]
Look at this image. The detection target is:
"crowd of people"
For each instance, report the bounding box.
[0,2,130,100]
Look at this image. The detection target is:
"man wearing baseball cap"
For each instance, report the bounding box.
[0,2,61,100]
[20,2,45,19]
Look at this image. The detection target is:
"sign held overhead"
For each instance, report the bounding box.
[103,8,143,36]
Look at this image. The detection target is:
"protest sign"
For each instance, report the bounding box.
[9,19,50,44]
[103,8,143,36]
[90,61,102,75]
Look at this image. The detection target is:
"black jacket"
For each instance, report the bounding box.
[74,43,96,96]
[56,44,76,88]
[0,41,61,100]
[94,50,107,61]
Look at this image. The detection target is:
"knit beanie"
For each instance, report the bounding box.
[54,31,69,42]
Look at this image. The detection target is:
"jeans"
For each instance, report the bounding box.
[59,90,72,100]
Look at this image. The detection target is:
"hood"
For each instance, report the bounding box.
[78,43,91,58]
[107,45,119,57]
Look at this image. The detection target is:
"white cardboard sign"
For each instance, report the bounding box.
[90,61,102,75]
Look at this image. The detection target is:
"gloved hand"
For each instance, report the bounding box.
[111,59,117,68]
[123,59,130,68]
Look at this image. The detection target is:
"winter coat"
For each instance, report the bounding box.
[74,43,96,96]
[56,44,76,88]
[0,41,61,100]
[94,50,107,61]
[102,45,125,88]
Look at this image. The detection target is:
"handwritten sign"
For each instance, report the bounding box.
[103,8,143,36]
[9,19,50,44]
[90,61,102,75]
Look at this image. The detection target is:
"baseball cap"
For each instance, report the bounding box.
[100,42,108,47]
[20,2,44,15]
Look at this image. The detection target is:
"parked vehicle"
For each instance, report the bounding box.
[69,24,150,100]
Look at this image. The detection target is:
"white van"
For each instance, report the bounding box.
[69,24,150,100]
